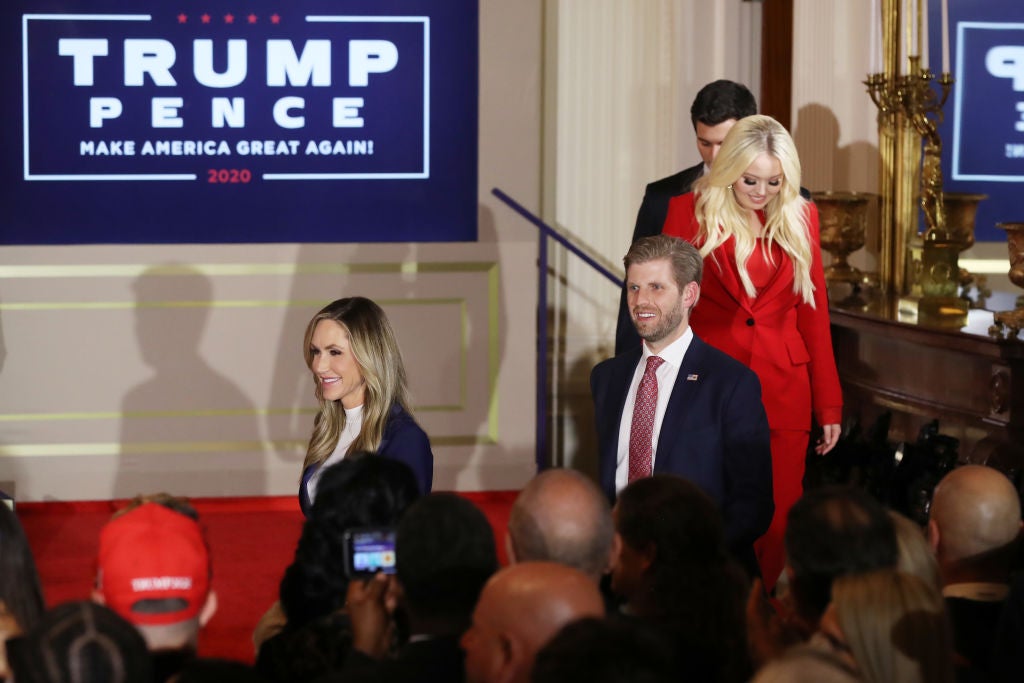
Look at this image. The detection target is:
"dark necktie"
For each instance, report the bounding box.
[628,355,665,482]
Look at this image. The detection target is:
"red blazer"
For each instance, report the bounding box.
[663,192,842,432]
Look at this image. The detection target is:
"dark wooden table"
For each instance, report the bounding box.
[829,291,1024,473]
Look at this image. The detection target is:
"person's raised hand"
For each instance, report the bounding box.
[347,572,395,660]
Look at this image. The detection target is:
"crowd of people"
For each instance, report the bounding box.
[4,79,1024,682]
[4,462,1022,682]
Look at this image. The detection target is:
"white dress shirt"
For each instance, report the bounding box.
[614,327,694,494]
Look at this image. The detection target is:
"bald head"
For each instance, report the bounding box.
[461,562,605,683]
[929,465,1022,576]
[506,469,613,581]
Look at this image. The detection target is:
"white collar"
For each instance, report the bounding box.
[641,326,692,368]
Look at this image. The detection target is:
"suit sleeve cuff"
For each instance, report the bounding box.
[815,406,843,426]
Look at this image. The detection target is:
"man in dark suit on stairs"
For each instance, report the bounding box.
[615,80,757,355]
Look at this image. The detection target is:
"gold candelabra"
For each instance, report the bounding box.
[863,0,963,324]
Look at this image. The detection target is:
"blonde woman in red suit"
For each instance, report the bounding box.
[662,114,842,592]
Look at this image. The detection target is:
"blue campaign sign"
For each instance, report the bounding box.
[935,0,1024,242]
[952,22,1024,181]
[0,0,478,244]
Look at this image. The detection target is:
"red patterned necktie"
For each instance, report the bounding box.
[628,355,665,482]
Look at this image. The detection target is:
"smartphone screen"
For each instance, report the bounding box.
[345,527,397,577]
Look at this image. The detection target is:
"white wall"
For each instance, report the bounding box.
[543,0,762,472]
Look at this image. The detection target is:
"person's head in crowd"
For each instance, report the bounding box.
[530,616,676,683]
[784,485,898,630]
[280,454,420,629]
[611,474,734,610]
[611,474,750,682]
[750,644,860,683]
[113,492,201,521]
[460,562,604,683]
[928,464,1022,585]
[93,497,216,654]
[820,568,955,683]
[0,502,46,677]
[505,468,614,582]
[7,601,152,683]
[302,297,413,469]
[396,492,499,635]
[890,510,941,591]
[694,115,817,306]
[256,456,420,683]
[689,79,758,167]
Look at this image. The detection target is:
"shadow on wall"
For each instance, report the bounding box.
[792,102,879,194]
[0,294,9,497]
[561,349,602,483]
[0,292,5,375]
[264,209,517,494]
[549,271,617,484]
[457,203,515,492]
[793,103,881,270]
[118,265,263,499]
[264,245,347,487]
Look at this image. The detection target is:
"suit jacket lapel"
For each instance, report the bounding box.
[653,336,706,472]
[753,247,794,308]
[598,351,642,499]
[710,238,751,313]
[607,351,642,453]
[611,350,641,417]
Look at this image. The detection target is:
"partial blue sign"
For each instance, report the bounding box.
[952,22,1024,182]
[934,0,1024,242]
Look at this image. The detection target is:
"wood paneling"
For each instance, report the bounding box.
[760,0,794,129]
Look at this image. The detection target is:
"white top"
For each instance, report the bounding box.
[306,404,364,504]
[614,327,694,494]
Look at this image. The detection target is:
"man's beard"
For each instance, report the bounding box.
[632,298,684,345]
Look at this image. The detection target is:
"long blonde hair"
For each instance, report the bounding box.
[693,114,816,305]
[831,569,955,683]
[301,297,412,470]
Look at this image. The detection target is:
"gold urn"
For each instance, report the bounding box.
[812,191,875,288]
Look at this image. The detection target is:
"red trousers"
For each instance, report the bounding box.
[754,428,809,592]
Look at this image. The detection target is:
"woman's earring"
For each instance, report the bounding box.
[727,184,733,191]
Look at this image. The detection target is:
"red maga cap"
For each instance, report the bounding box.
[97,502,211,626]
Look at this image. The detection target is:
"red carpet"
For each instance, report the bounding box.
[18,491,516,663]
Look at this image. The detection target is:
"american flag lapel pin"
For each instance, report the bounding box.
[686,373,699,381]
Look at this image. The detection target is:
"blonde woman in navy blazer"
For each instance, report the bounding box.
[299,297,433,516]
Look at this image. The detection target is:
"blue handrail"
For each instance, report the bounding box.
[491,189,624,287]
[491,187,624,471]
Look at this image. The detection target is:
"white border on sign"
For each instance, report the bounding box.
[20,14,191,181]
[264,15,430,180]
[952,21,1024,183]
[21,13,431,182]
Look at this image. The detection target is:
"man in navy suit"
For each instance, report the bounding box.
[592,234,773,576]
